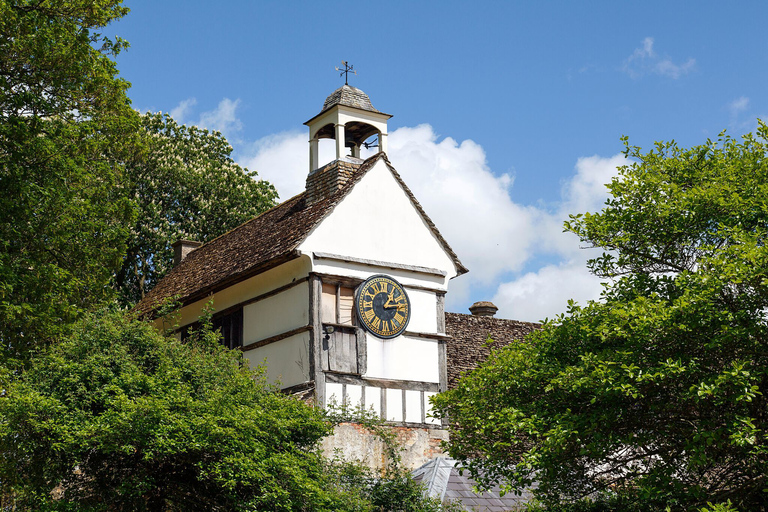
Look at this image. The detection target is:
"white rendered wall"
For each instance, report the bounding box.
[243,331,310,388]
[365,335,439,383]
[243,281,309,343]
[405,288,437,334]
[299,159,458,284]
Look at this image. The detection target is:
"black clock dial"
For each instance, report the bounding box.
[355,275,411,338]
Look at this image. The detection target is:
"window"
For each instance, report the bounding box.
[180,307,243,350]
[212,308,243,349]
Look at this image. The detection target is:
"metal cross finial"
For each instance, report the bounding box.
[335,61,356,85]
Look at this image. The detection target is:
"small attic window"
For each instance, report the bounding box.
[179,307,242,350]
[322,283,355,326]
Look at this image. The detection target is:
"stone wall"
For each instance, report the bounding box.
[320,423,449,471]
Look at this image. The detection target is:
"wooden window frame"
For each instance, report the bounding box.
[180,307,243,350]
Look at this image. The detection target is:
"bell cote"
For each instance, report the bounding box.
[304,85,392,173]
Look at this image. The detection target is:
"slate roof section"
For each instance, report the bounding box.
[321,84,383,114]
[412,457,534,511]
[135,152,467,317]
[445,313,540,390]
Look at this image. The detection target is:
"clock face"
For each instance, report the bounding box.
[355,275,411,339]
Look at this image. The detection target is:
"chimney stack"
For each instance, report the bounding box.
[469,301,498,317]
[305,158,361,206]
[172,239,202,266]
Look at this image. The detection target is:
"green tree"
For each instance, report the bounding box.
[0,0,137,359]
[115,113,278,306]
[433,123,768,511]
[0,311,370,511]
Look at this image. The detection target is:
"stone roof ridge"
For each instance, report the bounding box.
[445,311,541,328]
[377,154,468,276]
[321,84,381,113]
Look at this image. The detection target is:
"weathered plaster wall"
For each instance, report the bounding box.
[243,331,310,388]
[320,423,449,472]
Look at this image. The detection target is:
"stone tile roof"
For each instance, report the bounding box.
[134,152,467,317]
[412,457,534,511]
[445,313,540,390]
[321,84,382,114]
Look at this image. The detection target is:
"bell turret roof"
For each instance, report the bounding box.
[321,84,381,114]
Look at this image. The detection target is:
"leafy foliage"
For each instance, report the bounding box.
[433,123,768,510]
[115,113,278,306]
[0,312,369,510]
[0,0,137,359]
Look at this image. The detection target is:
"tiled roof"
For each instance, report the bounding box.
[412,457,535,511]
[321,84,381,113]
[134,153,467,317]
[445,313,540,390]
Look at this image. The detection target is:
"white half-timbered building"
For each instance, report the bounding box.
[135,85,537,472]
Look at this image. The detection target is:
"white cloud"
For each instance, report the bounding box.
[561,154,624,216]
[382,125,540,285]
[169,97,197,123]
[655,58,696,80]
[493,257,605,323]
[726,96,759,134]
[623,37,695,79]
[239,131,313,200]
[489,154,622,321]
[198,98,243,137]
[167,97,244,140]
[728,96,750,116]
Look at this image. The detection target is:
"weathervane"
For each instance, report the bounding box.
[335,61,356,85]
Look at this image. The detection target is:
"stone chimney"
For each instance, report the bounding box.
[469,301,498,317]
[172,239,202,266]
[305,158,361,206]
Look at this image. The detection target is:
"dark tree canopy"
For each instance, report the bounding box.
[0,0,137,359]
[115,112,278,306]
[433,124,768,511]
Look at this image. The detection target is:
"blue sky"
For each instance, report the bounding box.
[111,1,768,321]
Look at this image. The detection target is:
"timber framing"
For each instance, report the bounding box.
[325,372,439,393]
[240,325,311,352]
